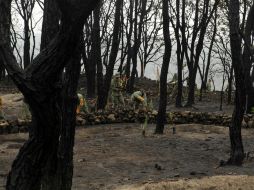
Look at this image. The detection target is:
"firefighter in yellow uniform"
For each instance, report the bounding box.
[111,74,125,108]
[131,90,147,110]
[131,90,152,136]
[76,93,89,114]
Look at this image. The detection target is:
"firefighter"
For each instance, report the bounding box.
[77,93,89,114]
[131,89,147,110]
[111,74,125,108]
[207,79,212,91]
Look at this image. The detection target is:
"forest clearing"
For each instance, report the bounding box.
[1,0,254,189]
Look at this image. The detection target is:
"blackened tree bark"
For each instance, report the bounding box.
[227,67,234,104]
[0,0,99,189]
[40,1,83,189]
[40,0,60,51]
[55,42,82,190]
[86,15,97,98]
[155,0,171,134]
[92,2,104,109]
[175,0,183,107]
[124,0,134,80]
[39,1,61,189]
[243,4,254,113]
[97,0,123,109]
[0,64,5,80]
[0,0,11,80]
[118,2,127,76]
[227,0,245,165]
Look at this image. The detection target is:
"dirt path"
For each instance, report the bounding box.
[0,124,254,189]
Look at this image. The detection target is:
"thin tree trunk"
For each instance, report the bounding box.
[0,0,10,79]
[125,0,134,79]
[86,16,97,98]
[98,0,123,109]
[155,0,171,134]
[220,71,226,111]
[127,0,147,93]
[92,2,104,109]
[227,67,234,104]
[23,20,31,68]
[243,4,254,113]
[227,0,245,165]
[175,0,183,107]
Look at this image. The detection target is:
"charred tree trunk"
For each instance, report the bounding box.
[125,0,134,79]
[227,67,234,104]
[227,0,245,165]
[0,66,5,80]
[118,3,127,76]
[98,0,122,109]
[175,0,183,107]
[39,1,61,189]
[155,0,171,134]
[0,1,99,189]
[40,0,60,51]
[86,59,96,98]
[55,42,82,190]
[243,4,254,113]
[127,0,139,93]
[220,67,226,111]
[203,11,217,91]
[186,68,197,106]
[23,20,31,68]
[92,2,104,109]
[127,0,147,93]
[0,0,11,78]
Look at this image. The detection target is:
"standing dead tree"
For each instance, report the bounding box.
[0,0,99,189]
[242,4,254,113]
[127,0,148,93]
[227,0,245,165]
[0,0,11,81]
[97,0,123,109]
[155,0,172,134]
[184,0,219,107]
